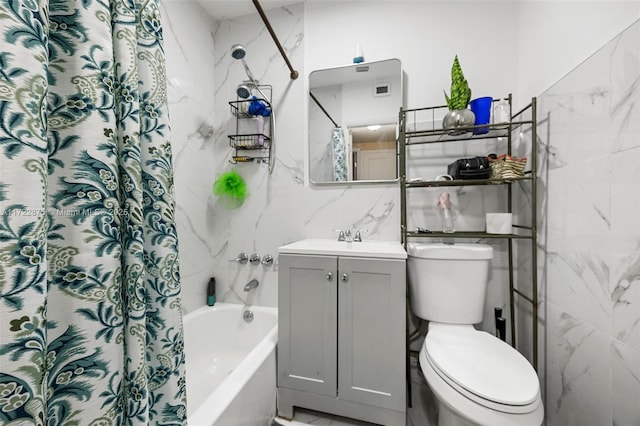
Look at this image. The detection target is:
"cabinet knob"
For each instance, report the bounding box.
[326,272,333,281]
[341,273,349,282]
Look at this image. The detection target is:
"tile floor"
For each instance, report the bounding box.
[274,357,438,426]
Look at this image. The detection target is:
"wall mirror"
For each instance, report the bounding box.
[308,58,403,184]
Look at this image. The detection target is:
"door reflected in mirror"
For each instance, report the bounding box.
[308,59,403,184]
[350,124,397,180]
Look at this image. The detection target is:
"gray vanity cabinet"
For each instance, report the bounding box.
[277,253,406,426]
[277,254,337,397]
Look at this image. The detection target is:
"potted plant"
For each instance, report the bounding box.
[442,55,475,133]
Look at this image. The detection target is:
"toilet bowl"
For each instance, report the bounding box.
[407,243,543,426]
[419,323,543,426]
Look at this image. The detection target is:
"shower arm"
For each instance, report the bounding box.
[252,0,299,80]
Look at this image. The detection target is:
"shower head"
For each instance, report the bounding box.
[231,44,246,60]
[231,43,257,83]
[236,84,252,99]
[231,43,269,102]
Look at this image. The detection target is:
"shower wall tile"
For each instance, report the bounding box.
[545,234,612,335]
[162,1,219,313]
[545,305,612,426]
[172,180,217,314]
[609,147,640,238]
[610,237,640,351]
[539,18,640,426]
[610,20,640,154]
[538,65,611,171]
[611,340,640,426]
[211,4,308,307]
[545,157,610,237]
[610,148,640,352]
[162,2,217,190]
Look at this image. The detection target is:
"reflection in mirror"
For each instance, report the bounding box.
[308,59,403,183]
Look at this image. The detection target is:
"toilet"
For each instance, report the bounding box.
[407,243,544,426]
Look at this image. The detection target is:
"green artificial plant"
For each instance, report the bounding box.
[443,55,472,110]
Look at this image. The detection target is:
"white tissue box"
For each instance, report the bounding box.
[485,213,512,234]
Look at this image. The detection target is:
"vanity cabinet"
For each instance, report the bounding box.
[277,248,406,426]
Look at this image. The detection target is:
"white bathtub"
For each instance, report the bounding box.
[184,303,278,426]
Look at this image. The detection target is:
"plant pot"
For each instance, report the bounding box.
[442,109,475,135]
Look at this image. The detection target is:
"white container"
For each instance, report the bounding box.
[407,243,493,324]
[485,213,513,234]
[493,99,510,123]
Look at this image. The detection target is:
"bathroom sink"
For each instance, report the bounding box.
[278,238,407,259]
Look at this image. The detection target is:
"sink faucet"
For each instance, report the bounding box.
[334,229,351,241]
[244,279,259,292]
[354,229,368,242]
[335,228,364,242]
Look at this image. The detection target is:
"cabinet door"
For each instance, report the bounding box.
[278,254,338,397]
[338,257,406,411]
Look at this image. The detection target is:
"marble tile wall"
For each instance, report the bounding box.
[161,1,218,314]
[162,2,528,327]
[538,18,640,426]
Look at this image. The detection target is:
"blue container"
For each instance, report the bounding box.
[469,96,493,134]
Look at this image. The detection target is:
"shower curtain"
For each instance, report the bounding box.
[0,0,186,425]
[331,127,348,181]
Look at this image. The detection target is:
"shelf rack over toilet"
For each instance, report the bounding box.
[398,94,539,404]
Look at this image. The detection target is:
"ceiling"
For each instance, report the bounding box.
[193,0,302,20]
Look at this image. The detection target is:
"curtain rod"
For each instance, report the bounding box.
[309,91,339,128]
[252,0,299,80]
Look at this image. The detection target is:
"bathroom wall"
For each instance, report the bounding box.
[162,3,640,424]
[163,1,524,315]
[215,1,521,312]
[516,1,640,103]
[536,19,640,426]
[161,1,218,313]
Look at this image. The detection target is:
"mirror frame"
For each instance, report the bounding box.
[307,58,404,185]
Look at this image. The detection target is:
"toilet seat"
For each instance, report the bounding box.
[424,324,540,414]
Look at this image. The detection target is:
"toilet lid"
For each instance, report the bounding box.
[425,325,539,408]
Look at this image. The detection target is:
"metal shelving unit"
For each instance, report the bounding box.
[399,94,539,371]
[228,85,273,166]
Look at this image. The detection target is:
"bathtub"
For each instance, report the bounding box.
[184,303,278,425]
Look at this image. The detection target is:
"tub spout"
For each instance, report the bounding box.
[244,279,259,292]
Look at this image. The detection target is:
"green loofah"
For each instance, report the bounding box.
[213,170,247,208]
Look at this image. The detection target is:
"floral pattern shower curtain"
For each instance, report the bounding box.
[331,127,348,181]
[0,0,186,424]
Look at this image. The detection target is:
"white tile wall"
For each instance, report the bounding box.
[538,18,640,425]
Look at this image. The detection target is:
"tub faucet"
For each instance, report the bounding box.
[244,279,259,292]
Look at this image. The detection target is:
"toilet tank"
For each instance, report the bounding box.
[407,243,493,324]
